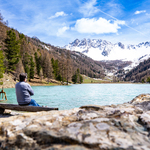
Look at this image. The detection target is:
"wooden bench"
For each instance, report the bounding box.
[0,103,58,114]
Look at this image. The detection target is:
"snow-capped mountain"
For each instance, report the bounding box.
[64,38,150,62]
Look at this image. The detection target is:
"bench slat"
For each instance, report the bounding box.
[0,103,58,112]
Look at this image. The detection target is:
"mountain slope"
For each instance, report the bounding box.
[125,58,150,82]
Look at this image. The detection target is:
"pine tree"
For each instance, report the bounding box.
[42,53,53,81]
[4,29,20,71]
[23,53,30,79]
[30,56,35,79]
[76,68,80,83]
[59,52,65,82]
[80,75,83,83]
[72,68,83,84]
[34,52,41,76]
[19,33,25,40]
[66,50,72,84]
[147,77,150,83]
[141,78,145,83]
[41,52,47,78]
[51,58,59,80]
[0,50,5,78]
[72,73,77,83]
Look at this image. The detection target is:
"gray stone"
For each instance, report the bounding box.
[0,94,150,149]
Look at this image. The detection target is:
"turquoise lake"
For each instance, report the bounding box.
[2,84,150,110]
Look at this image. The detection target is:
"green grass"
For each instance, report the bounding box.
[46,82,60,86]
[83,76,111,83]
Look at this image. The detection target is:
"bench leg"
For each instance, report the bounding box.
[0,108,5,114]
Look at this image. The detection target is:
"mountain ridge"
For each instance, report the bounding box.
[64,38,150,61]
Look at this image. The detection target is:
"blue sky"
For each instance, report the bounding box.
[0,0,150,47]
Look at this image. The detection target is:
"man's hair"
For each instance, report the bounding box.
[19,73,27,82]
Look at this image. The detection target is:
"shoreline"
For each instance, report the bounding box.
[0,82,146,89]
[0,73,145,89]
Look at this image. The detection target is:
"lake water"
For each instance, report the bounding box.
[2,84,150,110]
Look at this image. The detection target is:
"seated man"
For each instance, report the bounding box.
[15,73,40,106]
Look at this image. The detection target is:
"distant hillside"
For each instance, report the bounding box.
[125,58,150,82]
[30,37,107,79]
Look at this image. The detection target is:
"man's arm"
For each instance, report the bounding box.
[27,84,34,96]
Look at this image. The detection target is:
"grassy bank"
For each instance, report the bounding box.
[82,75,111,83]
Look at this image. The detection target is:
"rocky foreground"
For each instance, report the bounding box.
[1,94,150,150]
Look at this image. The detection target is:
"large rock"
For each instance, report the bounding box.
[129,94,150,111]
[0,94,150,149]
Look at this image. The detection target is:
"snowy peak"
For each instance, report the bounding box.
[70,39,80,47]
[64,38,150,61]
[117,42,125,49]
[65,38,114,56]
[65,38,150,51]
[68,38,113,49]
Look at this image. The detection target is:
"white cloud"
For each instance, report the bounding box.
[79,0,99,17]
[72,18,125,34]
[49,11,67,19]
[57,26,69,36]
[135,10,146,15]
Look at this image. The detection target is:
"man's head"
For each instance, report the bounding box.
[19,73,27,82]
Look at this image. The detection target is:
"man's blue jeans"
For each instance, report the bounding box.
[28,99,40,106]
